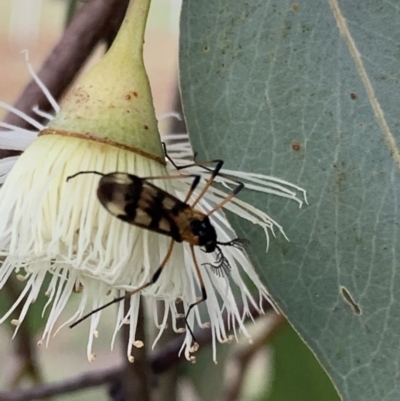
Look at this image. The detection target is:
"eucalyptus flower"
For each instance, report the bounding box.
[0,0,306,362]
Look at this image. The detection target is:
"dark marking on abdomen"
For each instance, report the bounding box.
[124,178,143,220]
[148,191,166,229]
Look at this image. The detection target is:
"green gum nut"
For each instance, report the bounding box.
[45,0,164,163]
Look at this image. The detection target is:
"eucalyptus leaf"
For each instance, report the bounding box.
[179,1,400,400]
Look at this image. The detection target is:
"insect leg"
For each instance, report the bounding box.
[205,178,244,216]
[183,245,208,351]
[183,159,244,213]
[70,239,175,329]
[162,141,221,172]
[142,173,201,203]
[162,142,245,211]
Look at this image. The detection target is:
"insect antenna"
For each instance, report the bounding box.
[202,238,250,278]
[202,245,231,278]
[66,171,105,182]
[217,238,250,249]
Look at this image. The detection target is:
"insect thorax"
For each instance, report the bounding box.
[176,212,217,252]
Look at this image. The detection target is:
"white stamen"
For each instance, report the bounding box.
[21,50,60,113]
[0,101,43,130]
[32,105,54,121]
[157,111,182,122]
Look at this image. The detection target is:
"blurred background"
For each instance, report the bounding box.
[0,0,180,119]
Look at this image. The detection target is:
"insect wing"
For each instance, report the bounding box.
[97,172,184,239]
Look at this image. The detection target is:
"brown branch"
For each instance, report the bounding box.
[217,314,286,401]
[119,301,151,401]
[0,0,129,159]
[0,366,120,401]
[0,299,273,401]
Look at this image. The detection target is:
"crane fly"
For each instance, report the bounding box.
[67,146,245,347]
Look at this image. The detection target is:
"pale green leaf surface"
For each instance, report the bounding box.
[179,1,400,400]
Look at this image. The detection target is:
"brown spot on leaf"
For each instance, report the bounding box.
[125,94,131,100]
[333,163,346,193]
[350,92,357,100]
[292,3,299,11]
[144,125,149,130]
[133,91,138,97]
[291,142,301,151]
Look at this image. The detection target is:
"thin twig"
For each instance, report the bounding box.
[0,0,129,159]
[217,314,285,401]
[0,299,273,401]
